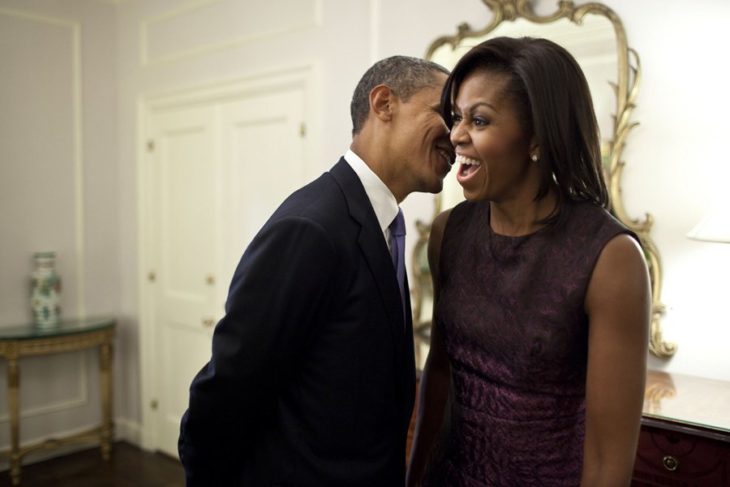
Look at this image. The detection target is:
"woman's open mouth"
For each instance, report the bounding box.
[455,154,481,183]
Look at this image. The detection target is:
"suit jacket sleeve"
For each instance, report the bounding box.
[179,215,337,485]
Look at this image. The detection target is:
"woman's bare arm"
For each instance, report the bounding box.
[582,234,650,486]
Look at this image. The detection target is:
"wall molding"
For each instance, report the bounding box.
[0,354,89,425]
[0,7,86,318]
[145,64,315,109]
[139,0,323,67]
[369,0,380,65]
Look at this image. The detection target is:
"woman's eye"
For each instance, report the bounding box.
[452,113,489,128]
[473,117,489,127]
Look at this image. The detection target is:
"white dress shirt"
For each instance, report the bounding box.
[344,149,399,250]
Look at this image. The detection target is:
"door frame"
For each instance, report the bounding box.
[137,64,317,452]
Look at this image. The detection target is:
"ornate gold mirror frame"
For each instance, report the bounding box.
[412,0,675,366]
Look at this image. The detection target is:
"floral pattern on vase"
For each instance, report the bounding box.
[31,251,61,327]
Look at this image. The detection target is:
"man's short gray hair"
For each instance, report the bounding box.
[350,55,449,135]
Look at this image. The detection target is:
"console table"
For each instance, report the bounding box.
[0,316,116,485]
[633,369,730,486]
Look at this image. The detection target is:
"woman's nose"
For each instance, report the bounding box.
[450,121,467,145]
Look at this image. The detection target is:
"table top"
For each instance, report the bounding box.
[0,316,115,341]
[643,369,730,434]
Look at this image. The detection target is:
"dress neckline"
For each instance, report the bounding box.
[484,201,556,241]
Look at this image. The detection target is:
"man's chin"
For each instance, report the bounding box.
[412,174,446,195]
[426,180,444,195]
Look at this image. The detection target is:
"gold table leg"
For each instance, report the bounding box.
[99,338,114,460]
[7,354,21,486]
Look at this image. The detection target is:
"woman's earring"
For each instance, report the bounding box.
[531,154,539,162]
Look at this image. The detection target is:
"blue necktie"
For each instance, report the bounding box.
[389,209,406,314]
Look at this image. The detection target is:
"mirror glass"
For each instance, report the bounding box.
[412,1,674,369]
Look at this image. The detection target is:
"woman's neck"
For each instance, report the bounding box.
[489,189,559,237]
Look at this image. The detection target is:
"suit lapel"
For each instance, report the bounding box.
[330,158,415,425]
[402,271,416,424]
[330,158,406,335]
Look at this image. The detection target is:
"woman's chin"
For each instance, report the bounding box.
[460,186,486,202]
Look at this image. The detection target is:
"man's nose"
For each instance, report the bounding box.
[439,117,450,135]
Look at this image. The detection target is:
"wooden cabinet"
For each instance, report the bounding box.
[633,419,729,485]
[632,370,730,486]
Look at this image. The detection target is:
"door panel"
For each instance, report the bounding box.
[149,105,218,456]
[160,321,214,433]
[218,89,306,302]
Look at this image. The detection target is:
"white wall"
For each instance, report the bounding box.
[1,0,728,459]
[0,0,121,463]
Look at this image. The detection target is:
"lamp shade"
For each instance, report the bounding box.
[687,206,730,243]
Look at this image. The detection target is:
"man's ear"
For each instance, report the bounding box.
[369,84,395,123]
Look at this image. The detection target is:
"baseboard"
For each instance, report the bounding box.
[114,417,143,448]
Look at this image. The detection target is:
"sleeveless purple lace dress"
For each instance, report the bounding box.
[423,200,635,487]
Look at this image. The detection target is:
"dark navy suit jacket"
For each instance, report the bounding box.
[178,158,415,486]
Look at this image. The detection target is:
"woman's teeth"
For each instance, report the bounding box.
[455,155,480,167]
[456,155,481,176]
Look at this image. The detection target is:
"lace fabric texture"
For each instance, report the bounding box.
[424,201,633,487]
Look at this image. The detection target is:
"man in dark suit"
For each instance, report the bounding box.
[178,55,453,486]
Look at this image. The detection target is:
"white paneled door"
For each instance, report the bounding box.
[146,104,221,458]
[143,78,308,457]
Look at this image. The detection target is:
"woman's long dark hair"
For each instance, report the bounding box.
[441,36,609,220]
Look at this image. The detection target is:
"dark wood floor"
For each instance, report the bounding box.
[0,442,184,487]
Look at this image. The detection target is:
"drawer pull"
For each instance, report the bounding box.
[662,455,679,472]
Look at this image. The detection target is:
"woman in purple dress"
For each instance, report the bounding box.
[407,37,650,486]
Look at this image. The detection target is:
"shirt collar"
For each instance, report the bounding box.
[344,149,399,235]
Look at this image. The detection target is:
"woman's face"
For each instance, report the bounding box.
[450,69,539,203]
